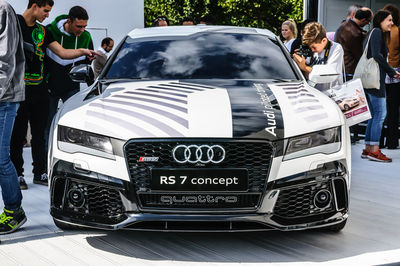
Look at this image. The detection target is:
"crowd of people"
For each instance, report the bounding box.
[283,4,400,163]
[0,0,400,235]
[0,0,117,234]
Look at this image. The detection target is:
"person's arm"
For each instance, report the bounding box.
[290,38,301,55]
[293,53,312,78]
[326,43,344,83]
[83,38,95,64]
[369,29,396,78]
[47,41,98,60]
[0,4,18,97]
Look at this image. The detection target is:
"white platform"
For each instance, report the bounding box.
[1,144,400,265]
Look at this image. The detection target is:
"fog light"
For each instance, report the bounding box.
[68,188,85,208]
[314,189,332,209]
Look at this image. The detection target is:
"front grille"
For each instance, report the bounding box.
[124,140,274,210]
[64,179,124,218]
[273,181,335,218]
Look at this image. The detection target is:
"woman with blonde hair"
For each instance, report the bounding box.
[281,19,298,52]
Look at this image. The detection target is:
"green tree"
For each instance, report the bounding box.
[144,0,303,35]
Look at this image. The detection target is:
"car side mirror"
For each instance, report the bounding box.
[69,64,94,86]
[309,65,340,84]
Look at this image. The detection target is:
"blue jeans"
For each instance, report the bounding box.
[0,102,22,211]
[365,94,387,146]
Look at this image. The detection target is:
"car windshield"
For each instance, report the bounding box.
[104,32,298,80]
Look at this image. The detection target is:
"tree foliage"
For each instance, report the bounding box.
[144,0,303,35]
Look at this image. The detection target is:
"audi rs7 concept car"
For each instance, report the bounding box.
[48,26,351,232]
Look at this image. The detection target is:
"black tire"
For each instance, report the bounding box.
[344,104,350,111]
[324,219,347,232]
[53,218,82,230]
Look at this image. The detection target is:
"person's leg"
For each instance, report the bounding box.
[30,96,49,184]
[368,95,387,147]
[385,83,400,148]
[10,102,29,178]
[0,102,26,234]
[366,94,391,162]
[394,83,400,146]
[45,94,60,154]
[380,84,397,147]
[363,101,373,158]
[0,102,22,210]
[61,89,79,103]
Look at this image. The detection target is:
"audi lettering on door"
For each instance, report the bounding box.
[151,169,248,191]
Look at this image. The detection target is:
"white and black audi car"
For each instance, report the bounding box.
[48,26,351,232]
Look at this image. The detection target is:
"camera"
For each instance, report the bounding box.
[298,45,313,58]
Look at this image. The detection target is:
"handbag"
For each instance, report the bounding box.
[353,29,380,89]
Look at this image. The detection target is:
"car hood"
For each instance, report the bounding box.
[58,80,343,141]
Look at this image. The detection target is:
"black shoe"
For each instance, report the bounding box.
[33,173,48,186]
[19,176,28,190]
[0,207,27,234]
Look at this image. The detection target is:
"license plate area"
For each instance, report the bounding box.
[151,169,248,191]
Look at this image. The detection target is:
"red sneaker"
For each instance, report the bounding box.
[361,149,369,159]
[367,150,392,162]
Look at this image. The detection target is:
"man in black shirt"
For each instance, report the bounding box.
[11,0,96,189]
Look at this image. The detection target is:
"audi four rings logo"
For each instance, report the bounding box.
[172,145,226,164]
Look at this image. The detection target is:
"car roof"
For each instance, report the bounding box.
[127,25,277,40]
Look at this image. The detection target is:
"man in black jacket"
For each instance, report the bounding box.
[336,8,372,79]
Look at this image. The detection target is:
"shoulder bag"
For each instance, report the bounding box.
[353,28,380,89]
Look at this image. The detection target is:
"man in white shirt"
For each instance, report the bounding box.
[93,37,114,79]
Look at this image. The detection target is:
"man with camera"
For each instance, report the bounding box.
[293,22,344,91]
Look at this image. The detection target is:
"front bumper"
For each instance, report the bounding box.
[50,159,349,232]
[52,210,348,232]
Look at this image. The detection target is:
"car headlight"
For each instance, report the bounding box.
[58,126,114,156]
[283,127,341,160]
